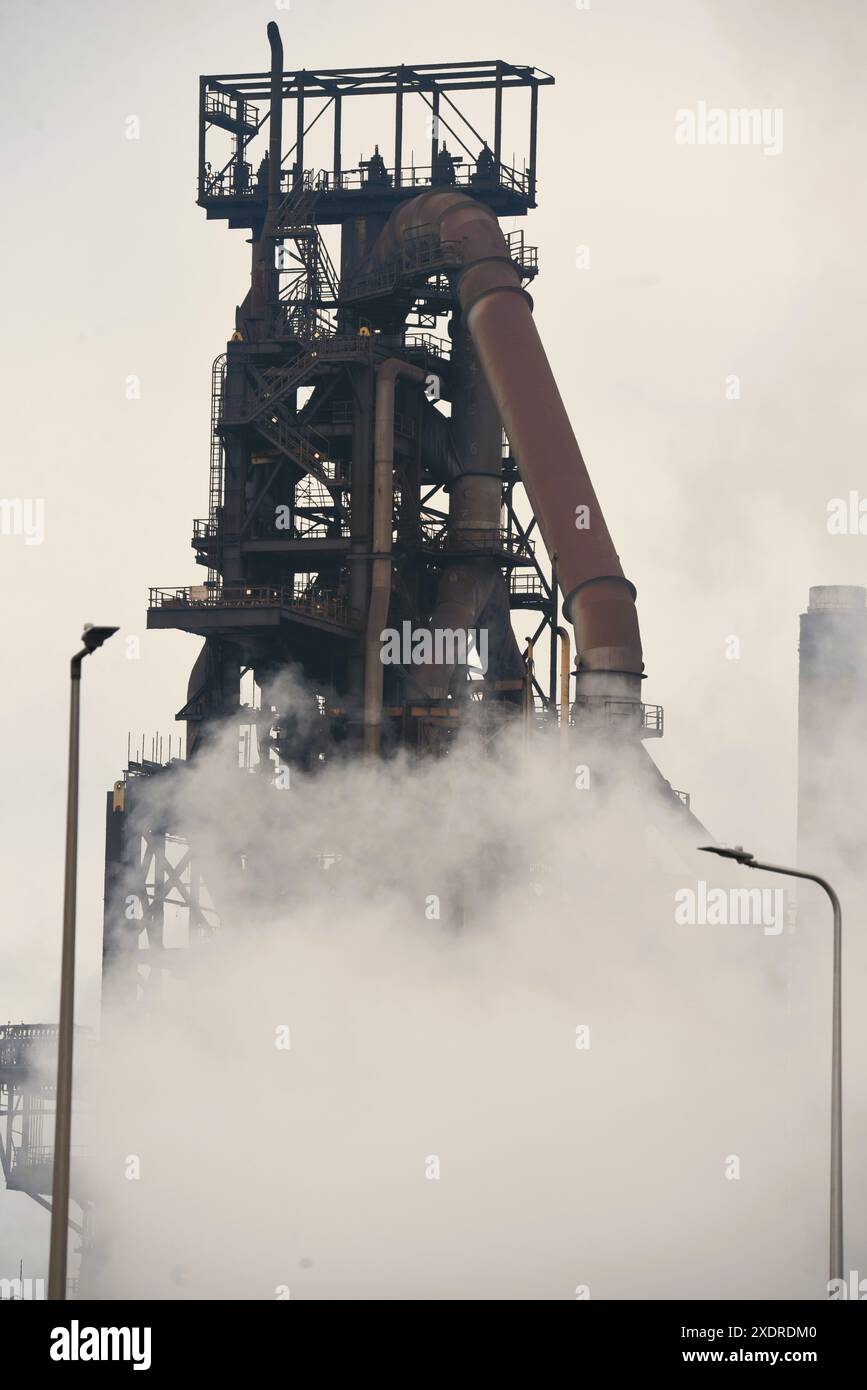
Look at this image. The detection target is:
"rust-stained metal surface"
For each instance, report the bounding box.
[362,190,644,695]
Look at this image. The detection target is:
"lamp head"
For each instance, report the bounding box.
[698,844,755,866]
[81,624,119,654]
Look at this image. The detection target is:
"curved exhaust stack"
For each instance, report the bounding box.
[365,191,644,715]
[266,23,284,217]
[244,21,284,330]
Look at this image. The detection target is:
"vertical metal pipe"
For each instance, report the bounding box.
[548,553,559,712]
[232,105,245,187]
[557,625,571,743]
[198,77,208,200]
[364,359,426,755]
[830,887,843,1285]
[706,852,844,1288]
[394,68,404,187]
[48,647,87,1300]
[430,87,440,168]
[409,314,503,699]
[529,79,539,203]
[266,23,283,213]
[349,361,373,693]
[295,72,305,187]
[333,94,342,182]
[760,866,843,1284]
[494,62,503,167]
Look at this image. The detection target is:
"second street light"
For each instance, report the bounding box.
[699,843,843,1291]
[48,623,119,1302]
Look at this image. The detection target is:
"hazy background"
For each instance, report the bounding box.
[2,0,866,1292]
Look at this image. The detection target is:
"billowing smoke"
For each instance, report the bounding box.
[73,677,855,1300]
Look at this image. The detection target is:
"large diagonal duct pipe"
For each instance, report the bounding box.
[364,191,644,715]
[364,358,427,755]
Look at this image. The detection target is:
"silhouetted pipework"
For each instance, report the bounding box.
[177,23,656,765]
[177,28,571,768]
[97,23,684,1002]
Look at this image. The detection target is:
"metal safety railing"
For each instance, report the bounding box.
[311,162,531,197]
[204,92,259,131]
[0,1025,60,1075]
[641,703,664,736]
[402,331,451,359]
[207,354,227,586]
[10,1144,88,1172]
[421,524,536,559]
[203,159,533,203]
[245,512,351,543]
[149,585,356,628]
[509,571,547,596]
[505,229,539,277]
[569,697,665,739]
[0,1024,62,1044]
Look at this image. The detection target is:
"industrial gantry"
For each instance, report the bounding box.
[99,24,693,997]
[5,29,700,1257]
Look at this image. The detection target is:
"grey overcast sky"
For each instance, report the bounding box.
[2,0,866,1274]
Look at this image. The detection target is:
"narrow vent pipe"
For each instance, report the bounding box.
[266,23,284,218]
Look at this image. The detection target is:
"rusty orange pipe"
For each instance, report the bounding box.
[363,191,644,711]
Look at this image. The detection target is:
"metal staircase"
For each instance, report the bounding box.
[274,174,341,311]
[240,335,372,425]
[241,359,348,509]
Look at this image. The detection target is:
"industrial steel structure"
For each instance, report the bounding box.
[0,1023,91,1287]
[5,27,862,1306]
[98,24,688,1002]
[6,26,700,1259]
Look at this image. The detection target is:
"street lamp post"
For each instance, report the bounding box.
[699,843,843,1289]
[48,624,118,1301]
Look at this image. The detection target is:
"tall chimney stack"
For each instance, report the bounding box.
[797,585,867,874]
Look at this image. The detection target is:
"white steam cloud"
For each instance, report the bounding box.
[68,677,856,1301]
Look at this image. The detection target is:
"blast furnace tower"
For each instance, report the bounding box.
[101,24,689,1000]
